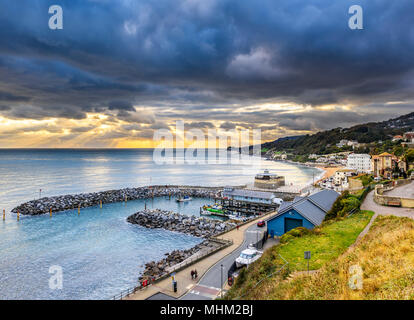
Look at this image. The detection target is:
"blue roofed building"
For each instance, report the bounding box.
[266,189,340,237]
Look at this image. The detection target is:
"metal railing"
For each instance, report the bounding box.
[111,211,275,300]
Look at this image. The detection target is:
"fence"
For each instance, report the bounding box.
[111,238,233,300]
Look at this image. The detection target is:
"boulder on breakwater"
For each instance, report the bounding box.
[139,240,220,280]
[11,186,221,215]
[126,209,236,238]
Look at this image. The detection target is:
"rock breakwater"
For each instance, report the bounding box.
[128,209,238,282]
[139,240,220,280]
[12,186,221,215]
[127,209,236,238]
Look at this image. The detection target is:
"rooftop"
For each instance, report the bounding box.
[268,189,340,226]
[223,188,276,200]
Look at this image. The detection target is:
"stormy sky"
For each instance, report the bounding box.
[0,0,413,147]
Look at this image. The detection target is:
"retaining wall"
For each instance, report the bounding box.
[374,180,414,208]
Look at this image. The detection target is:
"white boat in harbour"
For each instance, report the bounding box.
[235,245,263,268]
[228,214,249,222]
[176,195,192,202]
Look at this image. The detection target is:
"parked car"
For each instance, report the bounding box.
[257,220,265,228]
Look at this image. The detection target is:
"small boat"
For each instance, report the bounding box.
[235,245,263,268]
[201,205,229,218]
[176,195,192,202]
[228,214,249,222]
[203,204,223,213]
[202,205,229,218]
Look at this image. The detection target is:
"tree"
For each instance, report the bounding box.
[405,149,414,163]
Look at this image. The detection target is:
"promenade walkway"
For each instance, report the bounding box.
[125,211,278,300]
[181,222,275,300]
[384,180,414,199]
[350,185,414,249]
[361,186,414,219]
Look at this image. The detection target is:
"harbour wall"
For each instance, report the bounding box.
[11,185,245,215]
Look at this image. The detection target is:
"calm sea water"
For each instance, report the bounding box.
[0,149,322,299]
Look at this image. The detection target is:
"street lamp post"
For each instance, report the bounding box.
[220,264,224,298]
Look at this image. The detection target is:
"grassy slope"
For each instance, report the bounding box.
[268,215,414,300]
[279,211,374,271]
[225,211,374,299]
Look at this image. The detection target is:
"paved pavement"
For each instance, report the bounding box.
[125,211,279,300]
[384,180,414,198]
[181,223,270,300]
[361,187,414,219]
[349,185,414,248]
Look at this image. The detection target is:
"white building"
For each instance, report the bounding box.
[336,140,348,148]
[347,153,372,173]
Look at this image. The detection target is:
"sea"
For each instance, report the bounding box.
[0,149,322,299]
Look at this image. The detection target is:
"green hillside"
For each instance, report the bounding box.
[260,112,414,155]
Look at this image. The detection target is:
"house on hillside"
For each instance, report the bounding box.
[266,189,340,237]
[403,132,414,141]
[392,135,403,142]
[371,152,396,178]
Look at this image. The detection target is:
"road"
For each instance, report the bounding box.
[384,180,414,198]
[146,222,272,300]
[180,223,268,300]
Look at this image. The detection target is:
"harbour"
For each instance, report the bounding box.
[0,149,322,300]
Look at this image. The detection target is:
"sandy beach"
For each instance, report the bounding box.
[315,166,344,184]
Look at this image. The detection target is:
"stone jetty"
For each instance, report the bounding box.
[11,186,221,215]
[139,240,220,280]
[127,209,236,238]
[128,209,238,281]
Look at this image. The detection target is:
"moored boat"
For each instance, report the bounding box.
[235,245,263,268]
[176,195,192,202]
[200,210,212,216]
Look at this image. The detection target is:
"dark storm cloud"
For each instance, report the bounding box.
[220,122,237,130]
[0,0,413,136]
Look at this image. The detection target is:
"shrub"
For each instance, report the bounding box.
[280,227,312,243]
[359,175,373,187]
[234,267,247,288]
[280,234,294,244]
[325,191,361,220]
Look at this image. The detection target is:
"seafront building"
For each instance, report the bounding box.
[346,153,372,173]
[371,152,396,178]
[253,169,285,190]
[266,189,339,237]
[222,188,278,205]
